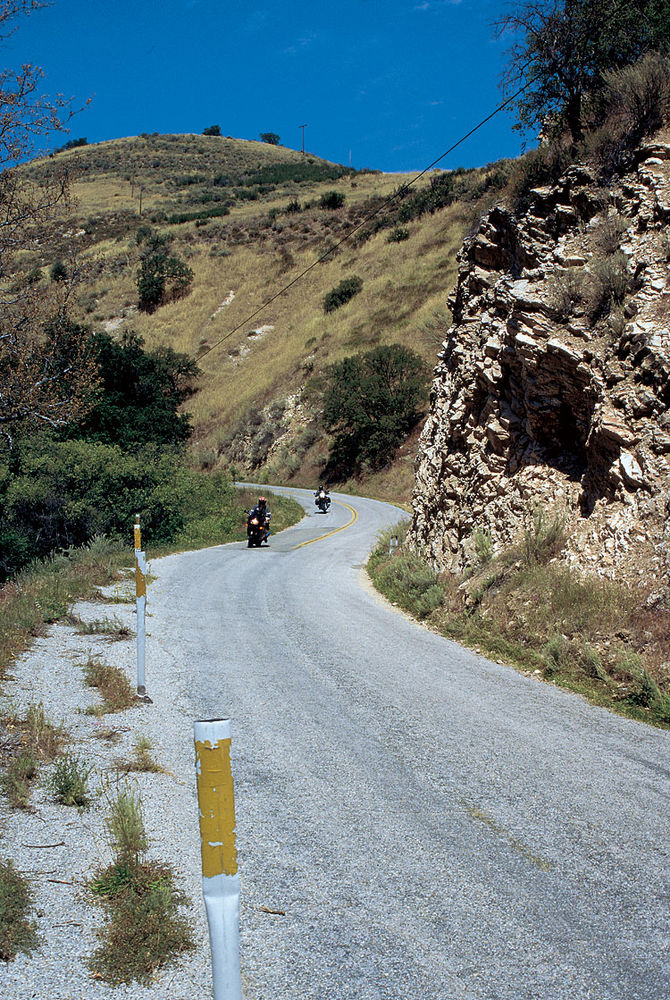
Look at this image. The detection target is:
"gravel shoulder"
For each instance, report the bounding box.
[0,572,215,1000]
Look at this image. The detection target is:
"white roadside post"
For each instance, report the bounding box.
[389,535,399,558]
[134,514,149,699]
[194,718,242,1000]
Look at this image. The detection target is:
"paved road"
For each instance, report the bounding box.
[157,488,669,1000]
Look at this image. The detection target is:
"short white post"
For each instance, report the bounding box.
[134,515,147,697]
[194,718,242,1000]
[389,535,399,557]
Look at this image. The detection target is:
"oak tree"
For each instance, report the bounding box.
[0,1,96,447]
[497,0,670,140]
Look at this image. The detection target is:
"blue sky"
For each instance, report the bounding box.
[4,0,527,172]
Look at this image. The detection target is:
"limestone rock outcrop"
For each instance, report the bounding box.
[409,137,670,591]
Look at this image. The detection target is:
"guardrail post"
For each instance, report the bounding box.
[194,718,242,1000]
[134,514,149,700]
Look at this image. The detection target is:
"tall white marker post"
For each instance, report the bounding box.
[194,718,242,1000]
[134,514,148,699]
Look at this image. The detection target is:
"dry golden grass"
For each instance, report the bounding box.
[22,133,477,487]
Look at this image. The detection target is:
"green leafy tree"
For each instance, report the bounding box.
[136,230,193,313]
[323,345,429,476]
[259,132,280,145]
[202,124,221,136]
[71,331,199,450]
[497,0,670,140]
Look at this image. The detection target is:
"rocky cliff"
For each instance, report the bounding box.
[409,134,670,594]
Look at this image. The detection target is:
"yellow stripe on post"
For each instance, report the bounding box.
[195,735,238,878]
[135,553,146,599]
[134,514,141,551]
[194,718,242,1000]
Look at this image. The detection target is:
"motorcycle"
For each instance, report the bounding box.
[245,510,270,547]
[314,489,331,513]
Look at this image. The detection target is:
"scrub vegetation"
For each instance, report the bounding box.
[88,785,194,984]
[0,703,64,809]
[368,523,670,729]
[0,860,39,961]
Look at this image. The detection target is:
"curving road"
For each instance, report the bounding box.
[153,488,669,1000]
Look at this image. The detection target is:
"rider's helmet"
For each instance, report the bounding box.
[258,496,267,506]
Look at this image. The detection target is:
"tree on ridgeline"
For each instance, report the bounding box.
[497,0,670,141]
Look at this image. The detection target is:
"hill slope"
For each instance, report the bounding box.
[22,132,508,499]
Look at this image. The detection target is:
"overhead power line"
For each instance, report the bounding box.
[197,79,532,363]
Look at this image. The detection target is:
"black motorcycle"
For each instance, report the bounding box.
[314,489,331,513]
[245,510,270,547]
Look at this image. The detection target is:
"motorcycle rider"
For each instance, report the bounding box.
[314,484,330,511]
[247,495,271,543]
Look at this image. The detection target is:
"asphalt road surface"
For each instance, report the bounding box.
[156,487,669,1000]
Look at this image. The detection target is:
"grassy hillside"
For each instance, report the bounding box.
[23,132,508,499]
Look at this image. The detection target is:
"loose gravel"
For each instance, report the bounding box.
[0,574,214,1000]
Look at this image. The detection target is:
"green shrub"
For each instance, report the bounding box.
[368,528,443,620]
[73,330,199,449]
[522,507,566,566]
[542,634,572,677]
[50,259,67,282]
[387,226,410,243]
[628,667,662,708]
[136,230,193,312]
[586,53,670,175]
[505,141,575,212]
[0,860,39,961]
[590,211,629,255]
[318,190,345,210]
[323,275,363,313]
[584,252,632,319]
[105,786,148,866]
[472,528,494,567]
[50,753,92,806]
[548,267,585,320]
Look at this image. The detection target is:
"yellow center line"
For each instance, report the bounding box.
[292,499,359,549]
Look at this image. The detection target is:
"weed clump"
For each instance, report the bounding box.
[1,703,63,808]
[522,506,566,566]
[0,860,39,961]
[71,614,132,640]
[88,786,194,984]
[84,656,136,714]
[50,753,92,806]
[116,735,164,774]
[2,750,38,809]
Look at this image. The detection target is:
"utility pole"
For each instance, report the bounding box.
[299,124,308,155]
